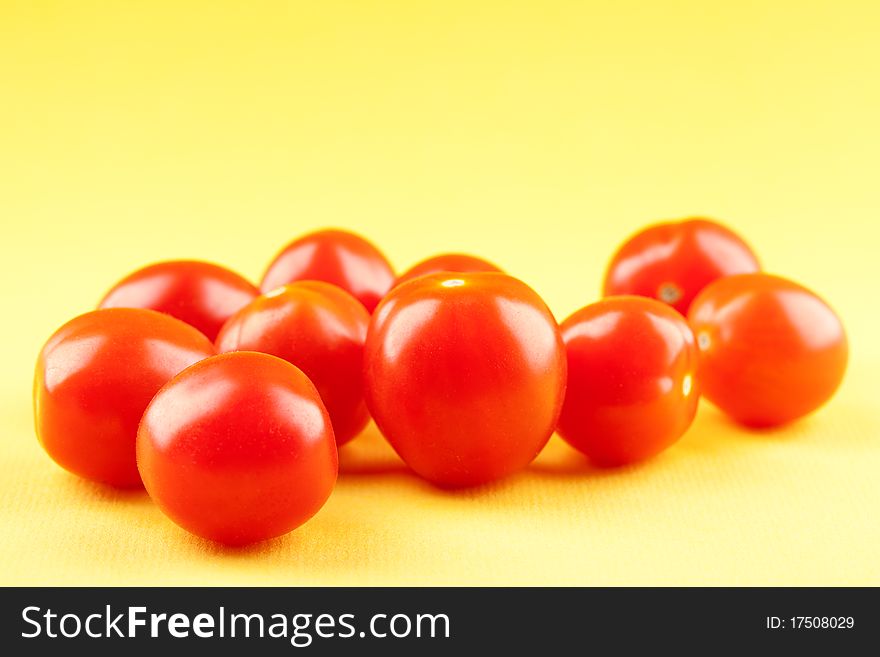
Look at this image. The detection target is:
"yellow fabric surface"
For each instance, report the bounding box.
[1,0,879,586]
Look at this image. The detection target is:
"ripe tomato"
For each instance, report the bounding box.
[603,217,760,314]
[216,281,371,446]
[99,260,259,341]
[260,229,395,312]
[137,351,338,545]
[34,308,215,487]
[557,296,700,466]
[394,253,502,287]
[363,272,567,487]
[688,273,847,428]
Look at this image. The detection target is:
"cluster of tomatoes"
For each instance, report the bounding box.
[33,219,848,545]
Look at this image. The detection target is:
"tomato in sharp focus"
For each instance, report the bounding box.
[603,217,760,314]
[137,351,338,545]
[688,273,847,428]
[260,229,395,313]
[363,272,567,488]
[557,296,700,467]
[216,281,371,446]
[34,308,216,487]
[98,260,259,341]
[394,253,502,287]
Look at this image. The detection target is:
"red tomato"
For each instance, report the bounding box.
[363,272,567,487]
[688,273,847,428]
[34,308,215,487]
[557,296,700,466]
[394,253,502,287]
[603,218,760,314]
[99,260,259,341]
[137,351,338,545]
[260,229,395,312]
[216,281,370,446]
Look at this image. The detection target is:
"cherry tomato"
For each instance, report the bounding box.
[603,217,760,314]
[557,296,700,466]
[363,272,567,487]
[216,281,370,446]
[99,260,259,341]
[137,351,338,545]
[34,308,215,487]
[260,229,395,312]
[688,273,847,428]
[394,253,502,287]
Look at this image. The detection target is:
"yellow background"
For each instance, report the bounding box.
[2,0,879,585]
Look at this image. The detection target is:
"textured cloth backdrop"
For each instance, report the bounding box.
[1,0,878,585]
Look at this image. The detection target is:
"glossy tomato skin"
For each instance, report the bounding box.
[137,351,338,545]
[557,297,700,466]
[364,272,567,488]
[99,260,259,341]
[688,273,847,428]
[603,218,760,314]
[34,308,216,487]
[260,229,395,312]
[216,281,370,446]
[394,253,502,287]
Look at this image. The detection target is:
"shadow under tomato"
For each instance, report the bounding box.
[522,402,786,480]
[170,502,404,564]
[677,401,827,451]
[526,436,658,479]
[337,422,410,477]
[188,531,294,557]
[714,405,873,444]
[56,470,151,503]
